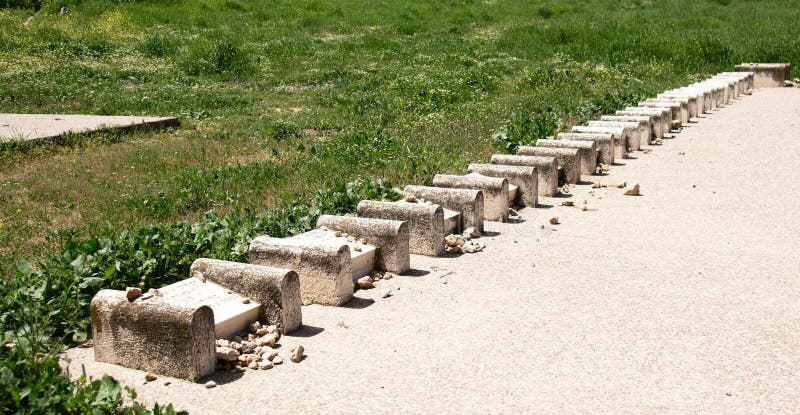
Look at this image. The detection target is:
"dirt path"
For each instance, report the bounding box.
[65,88,800,414]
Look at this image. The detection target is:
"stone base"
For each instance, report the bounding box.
[357,200,445,256]
[249,235,353,306]
[735,63,789,88]
[490,154,559,196]
[432,173,509,221]
[189,259,303,332]
[91,290,216,381]
[586,121,645,151]
[571,126,630,159]
[534,139,598,175]
[316,215,410,274]
[556,132,614,167]
[402,185,484,233]
[515,146,581,184]
[466,163,538,207]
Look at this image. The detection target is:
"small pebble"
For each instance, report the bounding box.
[126,287,142,300]
[549,217,559,225]
[272,356,283,365]
[163,381,171,386]
[290,345,304,363]
[241,297,251,304]
[144,372,157,382]
[204,381,216,389]
[378,288,391,298]
[561,201,574,207]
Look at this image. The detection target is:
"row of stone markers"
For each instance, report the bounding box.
[89,69,755,382]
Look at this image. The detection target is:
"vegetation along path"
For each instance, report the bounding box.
[67,88,800,413]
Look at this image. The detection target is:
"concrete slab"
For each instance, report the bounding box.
[0,113,178,142]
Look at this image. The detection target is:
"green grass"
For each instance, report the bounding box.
[0,0,798,412]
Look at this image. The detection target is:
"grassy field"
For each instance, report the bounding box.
[0,0,798,412]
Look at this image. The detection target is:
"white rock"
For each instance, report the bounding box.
[624,182,640,196]
[255,334,278,347]
[262,349,279,361]
[272,356,283,365]
[256,327,268,336]
[378,288,391,298]
[215,346,239,361]
[290,345,304,363]
[247,361,259,370]
[248,321,262,332]
[444,234,465,248]
[204,381,216,388]
[258,360,273,370]
[463,227,480,239]
[382,272,395,280]
[215,339,230,348]
[462,242,477,253]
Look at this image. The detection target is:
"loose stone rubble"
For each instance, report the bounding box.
[443,227,486,254]
[212,319,305,373]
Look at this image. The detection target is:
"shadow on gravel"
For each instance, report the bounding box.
[288,325,325,338]
[400,269,430,277]
[342,297,375,309]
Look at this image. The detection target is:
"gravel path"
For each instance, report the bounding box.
[65,88,800,414]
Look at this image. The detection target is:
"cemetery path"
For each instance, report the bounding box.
[65,88,800,414]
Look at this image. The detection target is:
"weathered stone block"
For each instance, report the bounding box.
[316,215,410,274]
[571,125,631,159]
[631,103,682,130]
[586,120,646,150]
[189,259,302,333]
[402,185,484,233]
[466,163,538,207]
[718,71,754,93]
[601,115,662,141]
[357,200,445,257]
[91,290,216,381]
[515,146,581,184]
[534,139,597,175]
[432,173,509,221]
[657,92,700,118]
[690,83,725,108]
[735,63,789,88]
[490,154,558,196]
[619,108,672,136]
[643,99,689,125]
[556,132,614,166]
[248,235,353,306]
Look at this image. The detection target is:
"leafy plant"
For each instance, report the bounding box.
[494,108,561,153]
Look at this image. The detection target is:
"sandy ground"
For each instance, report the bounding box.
[0,113,177,141]
[64,88,800,414]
